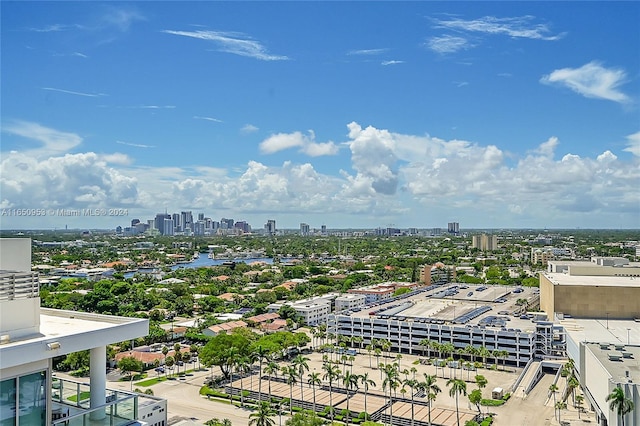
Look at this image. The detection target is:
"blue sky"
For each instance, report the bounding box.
[1,2,639,230]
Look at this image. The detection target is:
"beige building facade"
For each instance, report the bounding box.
[540,273,640,319]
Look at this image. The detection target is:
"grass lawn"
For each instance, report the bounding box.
[118,373,147,382]
[67,391,91,402]
[136,376,168,387]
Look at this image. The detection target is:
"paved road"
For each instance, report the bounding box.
[108,368,260,425]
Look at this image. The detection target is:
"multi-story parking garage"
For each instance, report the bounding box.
[328,284,565,367]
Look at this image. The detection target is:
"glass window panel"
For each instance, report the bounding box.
[18,371,46,426]
[0,378,16,426]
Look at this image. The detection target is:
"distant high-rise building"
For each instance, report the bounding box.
[193,220,205,236]
[181,211,193,231]
[300,223,310,236]
[163,218,174,236]
[321,225,327,235]
[131,218,140,227]
[155,213,170,234]
[447,222,460,235]
[198,213,205,221]
[235,221,250,233]
[221,218,234,229]
[472,234,498,251]
[265,219,276,235]
[172,213,181,232]
[136,222,148,234]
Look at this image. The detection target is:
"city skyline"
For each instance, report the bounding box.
[1,2,639,230]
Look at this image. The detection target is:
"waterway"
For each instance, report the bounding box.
[123,255,279,278]
[171,255,276,269]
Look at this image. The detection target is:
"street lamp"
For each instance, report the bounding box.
[606,312,609,330]
[627,328,631,345]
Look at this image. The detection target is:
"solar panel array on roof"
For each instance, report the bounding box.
[453,305,492,324]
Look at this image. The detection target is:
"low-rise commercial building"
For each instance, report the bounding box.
[334,294,366,312]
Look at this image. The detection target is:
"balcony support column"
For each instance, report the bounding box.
[90,345,107,420]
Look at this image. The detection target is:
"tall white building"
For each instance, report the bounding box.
[0,239,165,426]
[163,218,174,236]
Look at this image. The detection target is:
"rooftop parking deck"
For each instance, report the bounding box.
[347,283,542,333]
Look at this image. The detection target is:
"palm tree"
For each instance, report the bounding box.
[253,345,271,401]
[464,344,476,364]
[432,341,443,359]
[359,372,376,420]
[447,378,467,426]
[264,361,279,397]
[226,348,239,404]
[205,419,232,426]
[566,375,579,405]
[291,355,310,402]
[419,338,432,358]
[173,343,182,373]
[490,350,500,370]
[190,344,201,371]
[403,377,419,426]
[307,371,322,413]
[353,336,364,354]
[477,346,490,367]
[555,401,567,423]
[284,366,297,415]
[322,361,341,422]
[374,348,382,369]
[549,383,559,405]
[236,356,251,407]
[342,370,360,424]
[469,388,483,416]
[396,353,403,370]
[382,363,400,426]
[475,375,488,390]
[174,351,182,377]
[575,394,585,419]
[421,374,441,426]
[248,401,275,426]
[381,340,392,359]
[162,345,169,368]
[497,350,509,371]
[165,355,174,378]
[366,344,373,368]
[606,386,635,426]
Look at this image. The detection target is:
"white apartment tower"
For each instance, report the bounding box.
[0,239,165,425]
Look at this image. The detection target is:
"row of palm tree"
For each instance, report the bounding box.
[221,342,501,426]
[158,342,200,378]
[418,339,510,373]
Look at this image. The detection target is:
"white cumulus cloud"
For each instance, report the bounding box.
[623,131,640,157]
[540,61,629,103]
[260,131,338,157]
